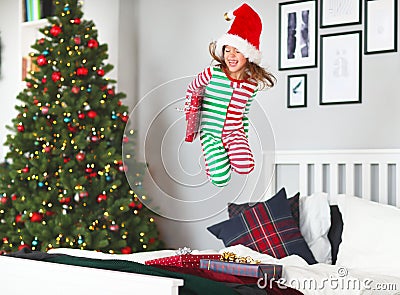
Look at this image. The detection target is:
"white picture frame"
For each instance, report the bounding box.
[320,31,362,105]
[278,0,317,70]
[320,0,361,28]
[365,0,398,54]
[287,74,307,108]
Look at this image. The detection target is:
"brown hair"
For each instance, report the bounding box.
[209,42,276,90]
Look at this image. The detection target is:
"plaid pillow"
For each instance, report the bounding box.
[208,188,316,264]
[228,192,300,227]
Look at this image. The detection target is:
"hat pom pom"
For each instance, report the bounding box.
[224,10,235,21]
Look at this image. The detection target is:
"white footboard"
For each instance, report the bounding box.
[0,255,183,295]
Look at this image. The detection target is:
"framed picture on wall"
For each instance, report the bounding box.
[320,31,362,105]
[278,0,317,70]
[365,0,398,54]
[320,0,361,28]
[287,74,307,108]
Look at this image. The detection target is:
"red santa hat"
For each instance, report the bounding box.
[215,3,262,65]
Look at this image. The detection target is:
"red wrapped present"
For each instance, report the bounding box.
[145,254,221,268]
[184,87,205,142]
[199,259,282,280]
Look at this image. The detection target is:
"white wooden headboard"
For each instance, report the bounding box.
[269,149,400,207]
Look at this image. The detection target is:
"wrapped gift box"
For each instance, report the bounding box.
[145,254,221,268]
[185,87,204,142]
[199,259,282,280]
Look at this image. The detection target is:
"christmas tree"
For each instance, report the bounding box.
[0,0,164,254]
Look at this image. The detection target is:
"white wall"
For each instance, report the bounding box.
[1,0,399,250]
[133,0,400,250]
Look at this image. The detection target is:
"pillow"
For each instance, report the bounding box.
[228,192,300,227]
[327,205,343,264]
[336,194,400,277]
[208,188,317,264]
[299,192,332,264]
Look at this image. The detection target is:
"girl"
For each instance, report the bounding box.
[184,3,276,187]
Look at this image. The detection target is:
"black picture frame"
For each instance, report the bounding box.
[365,0,398,54]
[320,31,362,105]
[320,0,362,28]
[278,0,317,70]
[287,74,307,108]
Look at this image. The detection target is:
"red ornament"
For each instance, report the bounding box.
[36,55,47,66]
[78,112,85,119]
[41,106,49,115]
[50,25,62,37]
[72,85,80,94]
[149,237,156,244]
[21,166,29,173]
[67,125,77,133]
[87,39,99,48]
[96,193,107,203]
[85,167,93,173]
[76,152,86,162]
[52,71,61,82]
[11,194,17,201]
[74,36,81,45]
[87,110,97,119]
[30,212,43,222]
[73,18,81,24]
[79,191,88,198]
[107,88,115,96]
[123,135,129,143]
[0,196,8,205]
[59,197,71,204]
[109,225,119,231]
[129,202,143,209]
[97,69,105,77]
[77,67,88,76]
[15,214,24,223]
[91,136,99,142]
[26,82,33,88]
[119,164,127,172]
[41,77,47,84]
[44,146,52,153]
[17,124,25,132]
[121,115,129,122]
[18,244,30,251]
[121,246,132,254]
[37,38,45,45]
[63,157,71,163]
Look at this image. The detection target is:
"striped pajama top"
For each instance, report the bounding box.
[185,66,258,137]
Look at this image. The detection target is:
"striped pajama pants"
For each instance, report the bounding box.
[201,129,255,187]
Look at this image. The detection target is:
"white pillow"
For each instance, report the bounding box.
[299,192,332,264]
[336,194,400,277]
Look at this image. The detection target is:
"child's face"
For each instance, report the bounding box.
[223,45,247,79]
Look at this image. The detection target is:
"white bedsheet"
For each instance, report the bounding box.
[48,245,400,295]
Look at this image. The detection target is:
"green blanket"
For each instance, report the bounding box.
[44,255,239,295]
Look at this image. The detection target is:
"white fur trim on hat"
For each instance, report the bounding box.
[215,33,262,64]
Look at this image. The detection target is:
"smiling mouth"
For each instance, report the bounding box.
[228,60,238,67]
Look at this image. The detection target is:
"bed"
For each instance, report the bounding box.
[1,149,399,295]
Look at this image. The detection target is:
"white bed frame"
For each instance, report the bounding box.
[270,149,400,207]
[0,149,399,294]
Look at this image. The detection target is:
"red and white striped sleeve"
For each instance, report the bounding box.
[184,67,212,113]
